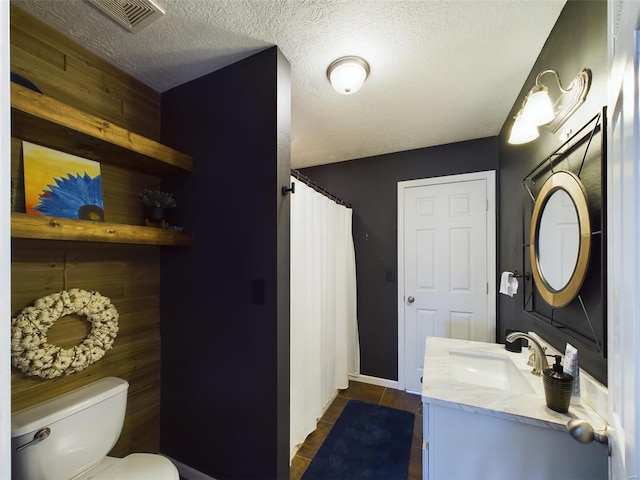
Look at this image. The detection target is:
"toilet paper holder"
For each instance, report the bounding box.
[510,270,531,280]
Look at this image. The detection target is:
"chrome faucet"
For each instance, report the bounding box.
[505,331,549,376]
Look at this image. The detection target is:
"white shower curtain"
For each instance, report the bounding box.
[290,177,360,460]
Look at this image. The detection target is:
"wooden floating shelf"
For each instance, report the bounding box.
[11,213,191,247]
[11,82,193,176]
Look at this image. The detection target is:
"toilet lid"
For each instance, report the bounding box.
[80,453,179,480]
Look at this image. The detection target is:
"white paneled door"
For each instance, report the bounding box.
[398,172,496,393]
[607,2,640,478]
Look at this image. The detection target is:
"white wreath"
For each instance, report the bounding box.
[11,289,119,379]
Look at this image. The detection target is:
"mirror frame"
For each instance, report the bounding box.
[530,171,591,307]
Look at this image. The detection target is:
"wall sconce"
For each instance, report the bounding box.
[327,56,370,95]
[508,68,591,145]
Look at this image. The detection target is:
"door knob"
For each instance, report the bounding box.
[567,419,611,455]
[407,296,415,304]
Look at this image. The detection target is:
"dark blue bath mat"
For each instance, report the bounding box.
[302,399,414,480]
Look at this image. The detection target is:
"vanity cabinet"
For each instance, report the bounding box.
[10,82,193,246]
[421,336,608,480]
[422,402,607,480]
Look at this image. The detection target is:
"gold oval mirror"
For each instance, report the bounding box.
[530,171,591,307]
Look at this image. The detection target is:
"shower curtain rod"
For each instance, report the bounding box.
[291,169,352,208]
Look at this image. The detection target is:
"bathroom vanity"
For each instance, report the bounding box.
[421,336,608,480]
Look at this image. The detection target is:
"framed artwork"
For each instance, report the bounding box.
[22,141,104,221]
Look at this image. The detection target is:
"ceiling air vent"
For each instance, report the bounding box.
[87,0,165,33]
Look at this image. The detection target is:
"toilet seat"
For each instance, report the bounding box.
[74,453,179,480]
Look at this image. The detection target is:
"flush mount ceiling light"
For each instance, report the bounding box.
[508,68,591,145]
[327,56,370,95]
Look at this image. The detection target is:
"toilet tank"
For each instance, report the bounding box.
[11,377,129,480]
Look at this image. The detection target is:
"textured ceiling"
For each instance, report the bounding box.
[14,0,566,168]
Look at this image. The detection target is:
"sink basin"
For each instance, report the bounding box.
[449,348,535,394]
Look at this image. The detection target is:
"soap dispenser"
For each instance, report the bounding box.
[542,355,574,413]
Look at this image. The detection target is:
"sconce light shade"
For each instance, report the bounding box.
[521,84,555,126]
[508,110,539,145]
[327,56,370,95]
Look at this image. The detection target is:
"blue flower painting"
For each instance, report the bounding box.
[23,141,105,221]
[36,173,104,221]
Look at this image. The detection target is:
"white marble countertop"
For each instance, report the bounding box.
[421,335,607,433]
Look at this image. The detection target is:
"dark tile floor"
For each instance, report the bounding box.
[290,381,422,480]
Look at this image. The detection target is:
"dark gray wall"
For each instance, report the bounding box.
[303,0,607,386]
[159,47,291,479]
[302,138,498,380]
[498,0,607,384]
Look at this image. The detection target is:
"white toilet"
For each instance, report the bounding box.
[11,376,179,480]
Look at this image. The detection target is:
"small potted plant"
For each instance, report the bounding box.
[138,189,176,227]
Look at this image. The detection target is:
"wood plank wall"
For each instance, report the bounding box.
[10,6,160,140]
[10,4,164,456]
